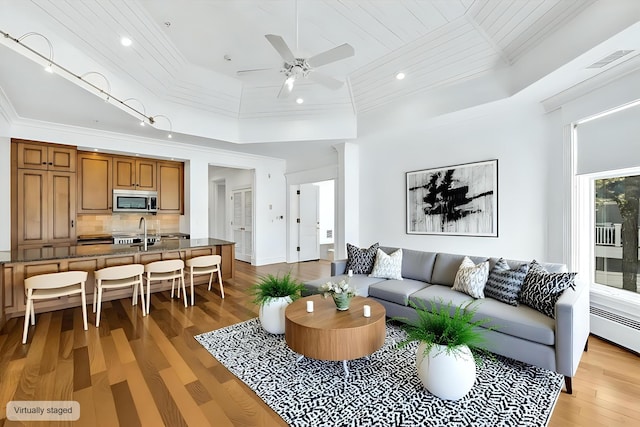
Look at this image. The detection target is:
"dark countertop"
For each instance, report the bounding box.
[2,238,235,264]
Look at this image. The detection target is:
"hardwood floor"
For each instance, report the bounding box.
[1,260,639,426]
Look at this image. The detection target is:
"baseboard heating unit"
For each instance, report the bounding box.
[590,305,640,354]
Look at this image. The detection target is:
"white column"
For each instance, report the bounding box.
[188,158,209,239]
[334,142,359,260]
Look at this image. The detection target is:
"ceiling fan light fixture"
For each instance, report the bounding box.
[286,76,295,90]
[396,72,405,80]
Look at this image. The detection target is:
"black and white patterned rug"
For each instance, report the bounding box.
[195,318,563,427]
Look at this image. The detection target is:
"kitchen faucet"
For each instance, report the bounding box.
[139,217,147,251]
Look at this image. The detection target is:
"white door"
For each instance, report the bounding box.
[298,183,320,261]
[232,187,253,262]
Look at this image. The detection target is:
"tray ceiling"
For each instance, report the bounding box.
[1,0,638,144]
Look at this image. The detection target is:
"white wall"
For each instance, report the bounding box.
[4,120,287,264]
[357,100,559,262]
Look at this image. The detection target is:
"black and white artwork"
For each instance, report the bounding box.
[406,160,498,236]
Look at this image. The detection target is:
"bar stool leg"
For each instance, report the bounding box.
[139,275,147,316]
[218,270,224,299]
[30,300,36,325]
[96,287,103,327]
[190,270,195,306]
[146,275,151,314]
[181,274,187,307]
[81,288,88,331]
[22,294,31,344]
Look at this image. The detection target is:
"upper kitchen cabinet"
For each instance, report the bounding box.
[157,161,184,214]
[77,153,112,214]
[15,140,76,172]
[113,157,156,190]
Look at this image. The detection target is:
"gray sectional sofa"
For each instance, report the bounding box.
[303,246,590,394]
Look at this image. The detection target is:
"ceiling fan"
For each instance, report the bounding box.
[237,34,355,99]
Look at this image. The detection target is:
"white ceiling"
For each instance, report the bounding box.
[0,0,639,148]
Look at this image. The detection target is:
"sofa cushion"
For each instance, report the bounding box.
[484,258,529,306]
[303,274,385,297]
[472,298,556,345]
[368,279,429,306]
[381,247,437,282]
[369,248,403,280]
[452,256,490,298]
[430,253,489,287]
[345,243,379,274]
[520,261,576,318]
[409,284,475,310]
[409,285,555,345]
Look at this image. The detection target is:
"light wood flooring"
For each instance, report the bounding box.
[1,260,639,426]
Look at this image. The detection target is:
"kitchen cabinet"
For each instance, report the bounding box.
[113,157,156,190]
[77,152,113,214]
[157,161,184,213]
[15,169,76,247]
[15,140,76,172]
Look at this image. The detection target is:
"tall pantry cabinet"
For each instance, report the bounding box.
[11,139,77,251]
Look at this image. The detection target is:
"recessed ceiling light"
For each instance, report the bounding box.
[121,37,132,47]
[93,148,99,152]
[296,98,304,104]
[396,72,405,80]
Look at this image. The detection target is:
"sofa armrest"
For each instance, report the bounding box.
[555,277,590,377]
[331,259,348,276]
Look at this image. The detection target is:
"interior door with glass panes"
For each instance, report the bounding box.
[232,187,253,262]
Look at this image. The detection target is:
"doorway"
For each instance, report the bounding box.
[288,180,335,262]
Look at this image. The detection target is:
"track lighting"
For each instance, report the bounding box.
[151,115,173,139]
[16,32,54,73]
[80,71,112,101]
[1,28,175,140]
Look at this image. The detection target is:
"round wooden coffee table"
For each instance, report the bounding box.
[285,294,386,376]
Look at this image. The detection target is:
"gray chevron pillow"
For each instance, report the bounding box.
[519,261,576,318]
[484,258,529,306]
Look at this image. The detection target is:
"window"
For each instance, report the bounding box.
[594,174,640,294]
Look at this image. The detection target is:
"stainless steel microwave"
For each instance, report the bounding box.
[113,189,158,213]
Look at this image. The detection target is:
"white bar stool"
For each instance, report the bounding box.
[143,259,187,312]
[185,255,224,305]
[23,270,88,344]
[93,264,146,327]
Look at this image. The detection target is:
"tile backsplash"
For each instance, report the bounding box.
[77,214,180,236]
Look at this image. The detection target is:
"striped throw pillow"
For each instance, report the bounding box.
[484,258,529,306]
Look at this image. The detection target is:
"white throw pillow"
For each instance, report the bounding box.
[452,256,489,299]
[369,248,403,280]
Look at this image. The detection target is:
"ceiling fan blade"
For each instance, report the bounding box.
[236,67,277,76]
[307,71,344,90]
[277,77,294,99]
[265,34,296,64]
[306,43,355,68]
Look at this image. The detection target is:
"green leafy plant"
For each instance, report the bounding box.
[396,299,493,364]
[250,272,306,306]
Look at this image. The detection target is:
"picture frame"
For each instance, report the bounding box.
[406,159,498,236]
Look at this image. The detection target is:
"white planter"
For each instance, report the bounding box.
[416,342,477,401]
[259,296,292,334]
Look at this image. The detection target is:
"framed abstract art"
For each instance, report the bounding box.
[406,159,498,236]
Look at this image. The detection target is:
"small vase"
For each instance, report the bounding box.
[332,293,352,311]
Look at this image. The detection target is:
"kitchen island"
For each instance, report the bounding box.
[0,239,235,329]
